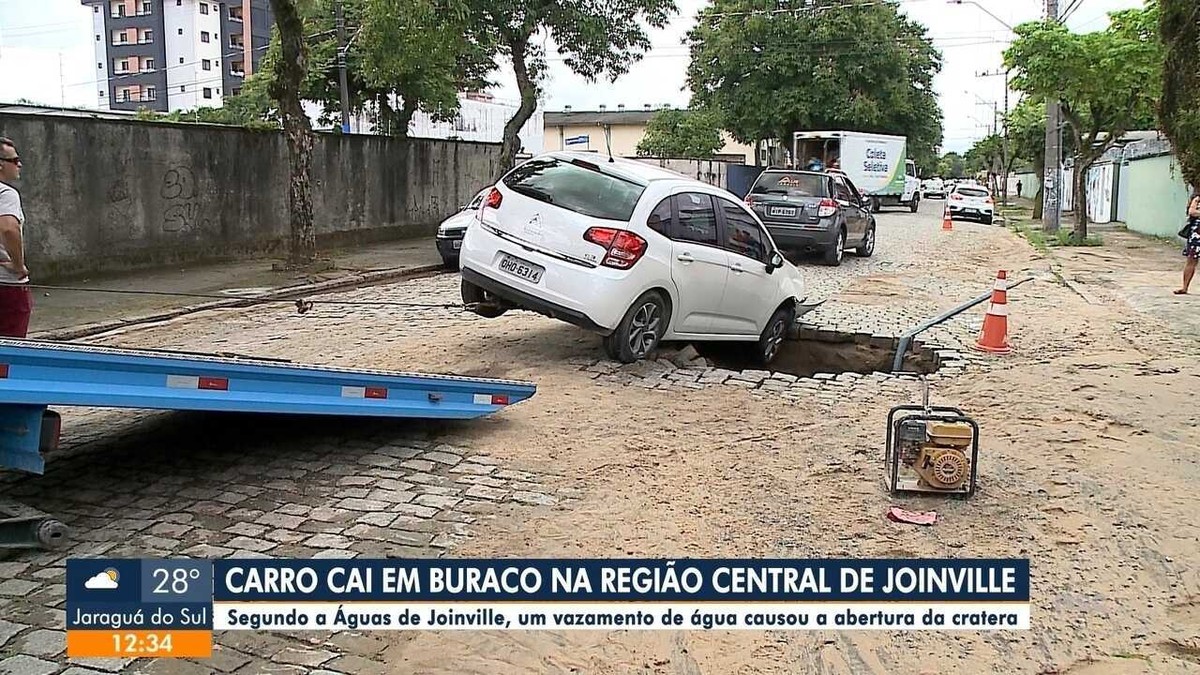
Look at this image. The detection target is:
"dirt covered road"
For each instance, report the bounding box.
[38,205,1200,674]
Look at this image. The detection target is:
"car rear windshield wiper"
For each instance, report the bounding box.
[509,184,555,204]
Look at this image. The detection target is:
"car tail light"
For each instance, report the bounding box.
[584,227,648,269]
[817,198,838,218]
[950,193,963,201]
[484,188,502,210]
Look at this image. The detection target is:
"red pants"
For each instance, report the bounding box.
[0,285,32,338]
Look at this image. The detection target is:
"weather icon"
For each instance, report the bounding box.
[84,569,119,590]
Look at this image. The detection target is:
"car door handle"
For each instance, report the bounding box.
[676,253,695,263]
[729,262,745,274]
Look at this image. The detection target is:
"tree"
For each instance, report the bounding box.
[268,0,317,267]
[1004,3,1161,240]
[937,152,966,179]
[1005,97,1048,218]
[1158,0,1200,191]
[255,0,491,137]
[636,108,724,158]
[467,0,677,175]
[685,0,943,171]
[136,74,279,130]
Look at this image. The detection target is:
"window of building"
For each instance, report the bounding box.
[181,85,186,92]
[229,6,244,21]
[99,89,105,97]
[140,1,152,15]
[203,87,213,99]
[96,34,100,41]
[143,58,155,71]
[144,86,156,101]
[140,29,153,44]
[199,2,209,14]
[178,28,183,35]
[117,59,129,73]
[111,1,125,18]
[232,87,242,96]
[231,60,245,76]
[93,6,99,12]
[201,31,210,43]
[202,59,211,71]
[114,30,128,44]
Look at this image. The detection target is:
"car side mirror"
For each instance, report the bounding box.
[767,251,785,273]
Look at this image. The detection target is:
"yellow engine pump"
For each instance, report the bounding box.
[911,422,973,490]
[886,382,979,498]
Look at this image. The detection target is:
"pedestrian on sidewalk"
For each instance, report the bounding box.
[1175,188,1200,295]
[0,137,31,337]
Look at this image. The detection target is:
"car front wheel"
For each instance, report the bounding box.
[603,291,668,363]
[855,223,876,257]
[756,306,794,366]
[461,279,508,318]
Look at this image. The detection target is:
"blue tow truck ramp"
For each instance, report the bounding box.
[0,338,537,550]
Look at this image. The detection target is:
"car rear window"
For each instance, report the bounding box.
[957,187,989,198]
[750,172,828,197]
[502,157,646,221]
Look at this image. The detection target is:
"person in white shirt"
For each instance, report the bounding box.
[0,137,31,337]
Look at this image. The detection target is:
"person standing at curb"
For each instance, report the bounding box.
[1175,188,1200,296]
[0,137,31,337]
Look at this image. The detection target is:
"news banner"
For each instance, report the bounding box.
[65,558,1030,658]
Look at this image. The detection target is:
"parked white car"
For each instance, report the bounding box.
[458,151,810,364]
[923,177,946,200]
[435,187,491,268]
[947,183,995,224]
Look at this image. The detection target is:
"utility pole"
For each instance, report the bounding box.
[1042,0,1062,231]
[335,0,351,134]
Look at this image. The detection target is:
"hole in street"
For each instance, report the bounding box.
[692,329,942,379]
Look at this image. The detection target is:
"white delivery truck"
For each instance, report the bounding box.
[792,130,921,213]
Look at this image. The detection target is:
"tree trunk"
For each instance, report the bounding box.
[1072,159,1089,241]
[396,97,418,140]
[497,36,537,180]
[1032,158,1045,220]
[268,0,316,267]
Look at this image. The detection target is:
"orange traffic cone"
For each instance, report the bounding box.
[973,270,1012,354]
[942,204,953,230]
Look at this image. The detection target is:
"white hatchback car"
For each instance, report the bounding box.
[947,183,995,224]
[458,152,810,365]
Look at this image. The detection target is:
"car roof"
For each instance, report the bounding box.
[538,151,691,184]
[758,169,829,178]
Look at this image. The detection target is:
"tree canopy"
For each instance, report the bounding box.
[685,0,943,170]
[1158,0,1200,191]
[635,109,725,158]
[1004,2,1161,237]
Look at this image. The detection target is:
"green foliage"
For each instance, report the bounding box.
[1158,0,1200,190]
[936,152,965,179]
[1004,2,1162,235]
[636,109,724,158]
[468,0,677,171]
[134,74,279,130]
[685,0,943,170]
[964,134,1003,176]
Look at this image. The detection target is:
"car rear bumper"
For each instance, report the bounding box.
[764,222,840,250]
[948,205,994,218]
[461,266,610,335]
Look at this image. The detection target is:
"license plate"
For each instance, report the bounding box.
[769,206,797,217]
[498,253,544,283]
[452,240,462,249]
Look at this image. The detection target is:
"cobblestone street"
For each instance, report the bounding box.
[2,201,1199,674]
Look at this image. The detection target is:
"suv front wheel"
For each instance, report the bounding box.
[603,291,668,363]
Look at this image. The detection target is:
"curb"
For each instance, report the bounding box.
[31,263,448,342]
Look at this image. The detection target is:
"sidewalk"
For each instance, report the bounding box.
[26,236,444,339]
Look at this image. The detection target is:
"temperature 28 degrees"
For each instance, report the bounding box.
[153,567,201,595]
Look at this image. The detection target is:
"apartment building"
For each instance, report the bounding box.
[82,0,273,112]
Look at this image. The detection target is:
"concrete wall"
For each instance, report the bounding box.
[0,113,501,279]
[628,157,738,190]
[1123,154,1191,238]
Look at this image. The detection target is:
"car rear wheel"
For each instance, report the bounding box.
[461,279,508,318]
[909,195,920,213]
[755,306,794,366]
[822,228,846,266]
[603,291,668,363]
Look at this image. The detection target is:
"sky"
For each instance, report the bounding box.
[1,0,1146,153]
